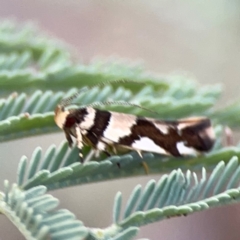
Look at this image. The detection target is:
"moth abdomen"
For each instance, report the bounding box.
[180,117,215,152]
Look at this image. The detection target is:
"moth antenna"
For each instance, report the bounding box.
[87,100,159,115]
[60,79,146,107]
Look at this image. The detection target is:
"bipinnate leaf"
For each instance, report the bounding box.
[1,18,240,240]
[114,157,240,230]
[0,184,88,240]
[16,140,240,191]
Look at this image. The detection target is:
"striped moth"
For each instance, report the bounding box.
[54,83,215,162]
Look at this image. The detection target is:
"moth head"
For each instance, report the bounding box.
[54,105,69,129]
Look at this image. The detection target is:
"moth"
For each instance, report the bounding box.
[54,84,215,162]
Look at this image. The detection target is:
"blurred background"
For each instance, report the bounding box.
[0,0,240,239]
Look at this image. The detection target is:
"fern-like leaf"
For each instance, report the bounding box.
[0,82,222,142]
[2,19,240,240]
[116,156,240,229]
[77,156,240,240]
[15,140,240,191]
[0,183,88,240]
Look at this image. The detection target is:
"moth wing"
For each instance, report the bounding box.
[90,109,214,157]
[99,118,175,156]
[101,116,214,156]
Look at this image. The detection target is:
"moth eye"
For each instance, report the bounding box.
[75,117,81,124]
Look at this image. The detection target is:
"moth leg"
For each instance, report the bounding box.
[92,149,111,158]
[83,148,105,162]
[111,145,117,155]
[64,128,73,148]
[94,149,100,158]
[84,149,95,163]
[141,161,149,175]
[115,144,149,174]
[75,126,84,158]
[196,152,203,157]
[135,150,149,174]
[103,151,111,157]
[94,141,112,157]
[136,150,143,158]
[95,139,110,156]
[99,139,149,172]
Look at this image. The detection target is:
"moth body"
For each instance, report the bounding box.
[54,105,215,160]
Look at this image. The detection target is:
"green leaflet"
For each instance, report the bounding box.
[0,51,32,71]
[0,183,88,240]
